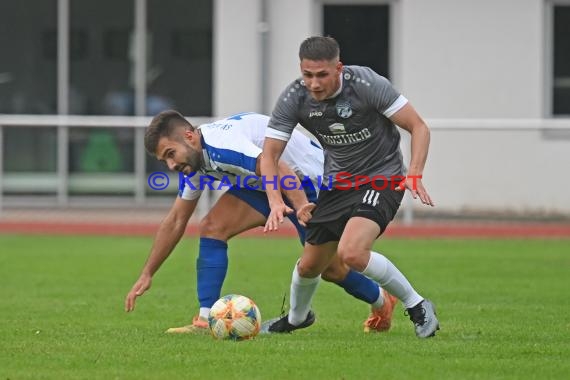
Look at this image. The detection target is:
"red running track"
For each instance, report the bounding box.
[1,221,569,238]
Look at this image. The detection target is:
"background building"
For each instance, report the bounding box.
[1,0,569,218]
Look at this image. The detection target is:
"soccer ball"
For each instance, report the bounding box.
[208,294,262,341]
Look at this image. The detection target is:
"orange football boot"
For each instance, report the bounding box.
[165,315,209,334]
[363,290,398,333]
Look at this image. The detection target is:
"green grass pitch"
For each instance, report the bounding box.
[1,235,569,379]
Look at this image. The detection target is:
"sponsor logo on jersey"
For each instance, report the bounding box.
[309,110,323,118]
[317,127,372,145]
[336,101,353,118]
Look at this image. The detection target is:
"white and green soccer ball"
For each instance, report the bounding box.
[208,294,262,341]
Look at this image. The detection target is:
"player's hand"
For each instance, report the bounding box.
[396,176,434,207]
[125,273,152,312]
[264,202,293,232]
[297,202,316,227]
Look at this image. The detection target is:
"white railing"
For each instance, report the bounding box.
[0,115,214,213]
[1,114,570,221]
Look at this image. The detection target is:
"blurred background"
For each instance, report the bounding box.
[0,0,569,231]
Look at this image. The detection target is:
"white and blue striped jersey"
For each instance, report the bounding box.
[180,112,324,200]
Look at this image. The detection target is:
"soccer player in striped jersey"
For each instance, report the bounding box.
[124,110,398,333]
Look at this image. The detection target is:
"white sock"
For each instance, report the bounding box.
[371,286,385,309]
[362,251,423,309]
[199,307,210,320]
[288,263,320,326]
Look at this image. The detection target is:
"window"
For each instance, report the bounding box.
[69,128,134,174]
[0,1,57,114]
[3,128,57,173]
[70,0,134,115]
[323,4,390,78]
[0,1,58,187]
[553,5,570,115]
[147,0,213,116]
[145,0,213,177]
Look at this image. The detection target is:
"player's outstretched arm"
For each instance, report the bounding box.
[125,196,198,312]
[260,137,288,231]
[390,103,435,207]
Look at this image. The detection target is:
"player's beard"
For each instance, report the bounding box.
[181,147,203,174]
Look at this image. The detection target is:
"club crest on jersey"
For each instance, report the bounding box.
[336,101,353,118]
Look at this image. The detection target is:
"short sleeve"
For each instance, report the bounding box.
[179,173,202,200]
[356,67,408,117]
[266,81,302,141]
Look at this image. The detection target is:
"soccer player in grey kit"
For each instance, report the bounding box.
[260,36,440,338]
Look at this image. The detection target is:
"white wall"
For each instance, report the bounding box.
[399,0,544,118]
[213,0,262,116]
[423,126,570,214]
[214,0,316,116]
[267,0,317,114]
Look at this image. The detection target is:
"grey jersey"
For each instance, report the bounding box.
[266,65,408,185]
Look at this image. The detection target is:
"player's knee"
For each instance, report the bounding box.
[199,215,230,240]
[337,244,366,270]
[296,261,321,278]
[321,266,345,283]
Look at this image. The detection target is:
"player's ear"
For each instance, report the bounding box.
[336,60,343,73]
[184,129,198,142]
[184,128,201,147]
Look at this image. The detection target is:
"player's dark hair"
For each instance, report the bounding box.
[145,110,194,155]
[299,36,340,61]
